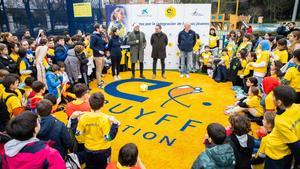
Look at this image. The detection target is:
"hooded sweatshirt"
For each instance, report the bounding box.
[37,115,73,158]
[228,134,254,169]
[2,138,66,169]
[192,143,235,169]
[262,77,280,111]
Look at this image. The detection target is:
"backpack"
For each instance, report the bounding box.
[0,95,14,132]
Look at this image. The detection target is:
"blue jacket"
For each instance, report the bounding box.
[192,144,235,169]
[178,29,196,52]
[54,44,68,63]
[107,35,123,57]
[90,32,107,57]
[37,115,73,158]
[46,71,62,98]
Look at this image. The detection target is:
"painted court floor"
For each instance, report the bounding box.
[89,70,243,169]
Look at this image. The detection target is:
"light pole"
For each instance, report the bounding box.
[292,0,299,22]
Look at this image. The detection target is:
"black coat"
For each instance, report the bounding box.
[151,32,168,59]
[90,32,107,57]
[228,134,254,169]
[0,55,18,73]
[108,35,123,57]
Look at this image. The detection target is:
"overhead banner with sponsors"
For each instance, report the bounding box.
[106,4,211,69]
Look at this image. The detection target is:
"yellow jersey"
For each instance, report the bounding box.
[238,59,247,76]
[237,41,251,53]
[221,55,230,69]
[265,104,300,160]
[2,90,23,117]
[76,111,112,151]
[201,52,212,65]
[284,67,300,92]
[10,53,19,63]
[226,41,236,58]
[265,91,276,112]
[274,49,288,64]
[246,95,264,117]
[193,39,202,52]
[209,35,218,48]
[254,51,270,75]
[243,62,254,77]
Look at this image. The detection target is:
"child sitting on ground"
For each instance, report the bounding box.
[226,86,263,119]
[228,113,254,169]
[29,81,45,113]
[261,77,280,113]
[251,112,276,164]
[241,52,256,93]
[192,123,235,169]
[106,143,146,169]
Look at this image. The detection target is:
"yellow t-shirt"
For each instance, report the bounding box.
[2,90,22,117]
[258,135,268,155]
[209,35,218,48]
[243,62,254,77]
[254,51,270,75]
[237,41,251,52]
[19,60,31,82]
[221,55,230,69]
[246,95,264,117]
[10,53,19,62]
[265,104,300,160]
[0,84,4,98]
[274,49,288,64]
[201,52,212,65]
[76,111,112,151]
[193,39,202,52]
[265,91,276,112]
[226,41,236,58]
[47,48,55,57]
[238,59,247,76]
[284,67,300,92]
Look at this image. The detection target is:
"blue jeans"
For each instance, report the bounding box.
[180,51,193,74]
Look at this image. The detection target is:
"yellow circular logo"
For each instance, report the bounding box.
[165,6,176,19]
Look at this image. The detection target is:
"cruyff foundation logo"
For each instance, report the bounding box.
[161,85,202,108]
[104,79,206,108]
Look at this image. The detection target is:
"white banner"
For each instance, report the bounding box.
[106,4,211,69]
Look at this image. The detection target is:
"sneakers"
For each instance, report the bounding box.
[140,75,146,79]
[152,74,156,79]
[180,74,184,78]
[114,75,118,81]
[97,80,105,89]
[117,75,121,80]
[186,74,190,78]
[162,74,167,79]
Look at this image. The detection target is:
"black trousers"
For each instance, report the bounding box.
[111,55,122,76]
[131,62,144,76]
[153,58,165,75]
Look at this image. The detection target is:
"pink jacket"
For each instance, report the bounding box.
[2,139,66,169]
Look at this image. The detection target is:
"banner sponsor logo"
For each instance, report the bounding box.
[165,6,176,19]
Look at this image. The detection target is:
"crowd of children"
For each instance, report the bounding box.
[0,29,147,169]
[191,24,300,169]
[0,21,299,169]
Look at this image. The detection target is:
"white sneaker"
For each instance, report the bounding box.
[117,75,121,80]
[186,74,190,78]
[180,74,184,78]
[114,75,118,81]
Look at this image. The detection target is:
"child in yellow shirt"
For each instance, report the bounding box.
[264,86,300,168]
[8,43,20,63]
[225,87,263,117]
[282,49,300,103]
[261,77,280,113]
[273,39,288,64]
[209,28,219,56]
[226,37,236,59]
[19,48,35,82]
[192,34,202,72]
[75,92,120,168]
[200,45,213,74]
